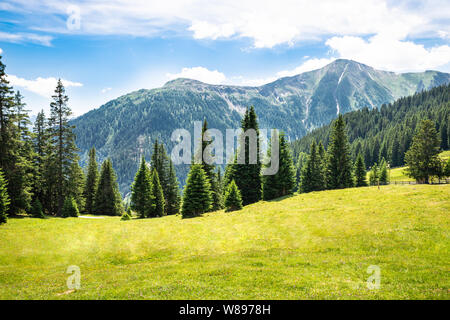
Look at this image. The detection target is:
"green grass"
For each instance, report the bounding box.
[1,185,449,300]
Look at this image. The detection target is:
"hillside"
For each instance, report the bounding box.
[291,84,450,170]
[0,184,449,299]
[71,60,450,193]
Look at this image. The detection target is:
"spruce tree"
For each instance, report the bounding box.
[0,169,10,224]
[94,159,123,216]
[61,196,79,218]
[262,132,296,200]
[354,153,368,187]
[369,163,379,186]
[224,180,243,212]
[149,168,165,217]
[31,199,45,218]
[166,161,181,215]
[66,160,85,211]
[48,79,78,216]
[83,147,99,215]
[130,156,153,218]
[32,110,48,206]
[379,158,389,185]
[300,141,325,193]
[181,164,212,218]
[326,115,354,189]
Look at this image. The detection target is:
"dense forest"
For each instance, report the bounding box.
[291,84,450,172]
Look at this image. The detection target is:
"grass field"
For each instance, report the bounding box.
[0,184,449,300]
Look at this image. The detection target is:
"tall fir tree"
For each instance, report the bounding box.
[326,114,354,189]
[0,169,10,224]
[181,164,212,218]
[166,161,181,215]
[32,110,48,206]
[224,180,243,212]
[262,132,296,200]
[48,79,78,215]
[405,120,442,183]
[131,156,153,218]
[83,147,99,214]
[300,140,325,193]
[94,159,123,216]
[148,168,165,217]
[150,139,169,207]
[354,153,368,187]
[66,159,85,211]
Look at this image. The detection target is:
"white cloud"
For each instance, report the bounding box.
[326,34,450,72]
[7,75,83,98]
[166,67,227,84]
[101,87,112,93]
[276,58,337,77]
[0,48,2,54]
[0,31,52,46]
[3,0,448,49]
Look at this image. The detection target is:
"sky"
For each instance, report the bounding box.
[0,0,449,117]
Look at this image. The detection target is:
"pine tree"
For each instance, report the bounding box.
[181,164,212,218]
[0,169,10,224]
[379,158,389,185]
[405,120,442,183]
[48,79,78,216]
[150,139,170,208]
[354,153,368,187]
[224,180,243,212]
[300,141,325,193]
[227,107,262,205]
[83,147,99,214]
[369,163,379,186]
[326,115,354,189]
[32,110,48,207]
[391,138,401,167]
[262,132,296,200]
[166,161,181,215]
[94,159,123,216]
[31,199,45,218]
[61,196,79,218]
[66,160,85,211]
[130,156,153,218]
[149,168,165,217]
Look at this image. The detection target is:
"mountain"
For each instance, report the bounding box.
[71,59,450,193]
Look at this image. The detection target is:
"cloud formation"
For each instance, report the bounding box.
[7,75,83,98]
[166,67,227,84]
[0,31,52,46]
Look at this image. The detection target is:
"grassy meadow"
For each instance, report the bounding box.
[0,184,449,300]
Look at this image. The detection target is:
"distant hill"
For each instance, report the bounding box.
[71,59,450,193]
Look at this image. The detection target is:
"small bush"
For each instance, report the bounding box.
[61,196,79,218]
[224,180,243,212]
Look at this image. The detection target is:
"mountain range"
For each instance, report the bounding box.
[71,59,450,193]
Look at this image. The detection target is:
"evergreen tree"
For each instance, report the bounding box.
[31,199,45,218]
[166,161,181,215]
[317,141,327,189]
[61,196,79,218]
[405,120,442,183]
[440,121,448,150]
[181,164,212,218]
[83,147,99,214]
[326,115,354,189]
[354,153,368,187]
[48,79,78,215]
[224,180,243,212]
[444,158,450,177]
[0,169,10,224]
[66,160,85,211]
[262,132,296,200]
[227,107,262,205]
[148,168,165,217]
[369,163,379,186]
[300,141,325,193]
[150,139,170,208]
[379,158,389,185]
[130,156,153,218]
[121,208,132,221]
[94,159,123,216]
[390,138,401,167]
[32,110,48,206]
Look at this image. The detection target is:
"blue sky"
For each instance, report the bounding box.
[0,0,449,116]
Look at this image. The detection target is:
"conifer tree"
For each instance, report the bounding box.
[224,180,243,212]
[94,159,123,216]
[166,161,181,215]
[317,141,327,189]
[300,141,325,193]
[31,199,45,218]
[83,147,99,214]
[369,163,379,186]
[32,110,48,206]
[150,140,170,205]
[66,160,86,210]
[48,79,78,216]
[354,153,368,187]
[262,132,296,200]
[149,168,165,217]
[130,156,153,218]
[405,120,442,183]
[326,115,354,189]
[181,164,212,218]
[0,169,10,224]
[379,158,389,185]
[61,196,79,218]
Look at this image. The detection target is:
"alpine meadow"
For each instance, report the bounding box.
[0,0,449,306]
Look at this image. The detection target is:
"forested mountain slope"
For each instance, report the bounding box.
[71,60,450,193]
